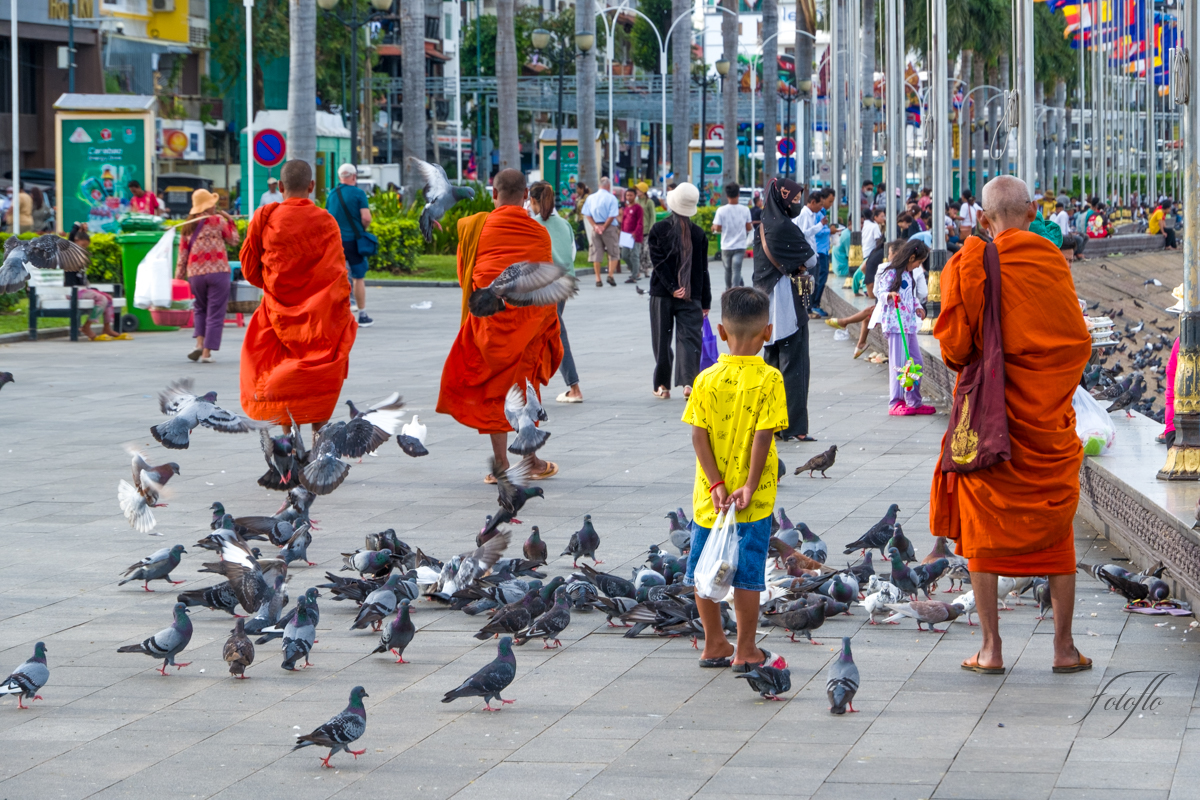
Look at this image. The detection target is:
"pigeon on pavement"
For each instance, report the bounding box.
[886,524,916,563]
[199,534,272,614]
[409,156,476,242]
[117,602,193,675]
[523,526,548,564]
[795,444,837,478]
[397,415,429,457]
[278,523,315,567]
[292,685,369,768]
[577,563,635,599]
[341,549,393,579]
[798,523,828,564]
[562,514,602,566]
[666,511,692,555]
[843,504,900,556]
[514,588,572,649]
[883,600,961,632]
[117,451,180,533]
[505,380,552,455]
[1033,578,1052,619]
[951,590,977,626]
[151,379,259,449]
[243,575,288,636]
[441,636,517,711]
[351,573,404,631]
[223,618,255,679]
[177,581,241,616]
[0,372,11,392]
[281,602,317,670]
[761,599,827,643]
[826,636,860,714]
[372,600,416,663]
[119,545,187,591]
[0,234,90,294]
[737,664,792,700]
[469,260,579,318]
[0,642,48,709]
[923,536,969,592]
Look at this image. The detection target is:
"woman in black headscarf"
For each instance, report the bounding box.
[752,177,817,440]
[647,182,712,399]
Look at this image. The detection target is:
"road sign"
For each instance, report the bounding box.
[253,129,286,168]
[707,124,724,141]
[777,138,795,157]
[778,156,796,172]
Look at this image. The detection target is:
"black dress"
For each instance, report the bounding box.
[647,216,712,391]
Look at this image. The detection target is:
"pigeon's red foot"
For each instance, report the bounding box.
[169,580,185,585]
[690,637,699,650]
[766,694,785,701]
[511,518,522,525]
[306,562,317,567]
[394,656,408,664]
[319,755,335,768]
[235,674,249,679]
[810,640,823,645]
[868,619,878,625]
[847,703,858,713]
[349,748,366,758]
[16,697,27,709]
[143,584,155,592]
[157,665,170,676]
[592,560,605,565]
[175,662,191,670]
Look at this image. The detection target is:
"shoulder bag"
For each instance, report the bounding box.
[939,239,1011,474]
[332,185,379,258]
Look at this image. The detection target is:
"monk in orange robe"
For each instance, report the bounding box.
[930,176,1091,675]
[239,159,357,431]
[437,168,562,475]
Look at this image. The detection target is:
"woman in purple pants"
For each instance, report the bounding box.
[175,189,239,363]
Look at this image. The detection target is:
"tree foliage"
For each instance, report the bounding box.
[631,0,672,74]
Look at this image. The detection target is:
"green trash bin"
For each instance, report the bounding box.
[115,230,179,332]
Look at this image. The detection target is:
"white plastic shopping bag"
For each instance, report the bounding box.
[133,227,176,310]
[694,507,739,601]
[1073,385,1116,456]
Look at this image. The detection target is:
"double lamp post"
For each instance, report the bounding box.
[530,26,595,203]
[317,0,395,164]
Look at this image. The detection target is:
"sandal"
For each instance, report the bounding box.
[114,333,133,341]
[595,280,603,287]
[961,653,1005,674]
[1052,649,1093,673]
[699,656,732,668]
[825,318,846,330]
[732,649,785,674]
[653,387,670,400]
[94,333,114,341]
[528,461,559,481]
[187,349,202,362]
[607,276,617,286]
[556,391,583,404]
[853,346,867,359]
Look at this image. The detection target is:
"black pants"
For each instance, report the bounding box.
[650,295,703,390]
[1166,228,1177,249]
[763,322,810,437]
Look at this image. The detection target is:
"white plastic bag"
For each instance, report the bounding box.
[133,227,176,310]
[1073,385,1116,456]
[694,507,739,601]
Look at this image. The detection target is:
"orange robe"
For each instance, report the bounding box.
[238,198,357,424]
[437,205,562,433]
[929,229,1090,576]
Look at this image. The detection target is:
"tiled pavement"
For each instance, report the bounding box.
[0,266,1197,800]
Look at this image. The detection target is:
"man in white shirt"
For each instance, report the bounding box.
[1050,202,1071,238]
[581,177,621,286]
[796,191,824,252]
[711,182,752,288]
[958,191,981,239]
[259,176,284,206]
[861,206,884,260]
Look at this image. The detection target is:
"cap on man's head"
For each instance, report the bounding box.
[267,177,278,185]
[337,163,357,179]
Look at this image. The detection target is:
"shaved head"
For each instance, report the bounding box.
[280,160,314,197]
[981,175,1035,234]
[492,168,527,206]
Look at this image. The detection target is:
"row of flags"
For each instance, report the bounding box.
[1042,0,1180,84]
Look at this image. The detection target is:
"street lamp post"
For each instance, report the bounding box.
[693,63,726,203]
[244,0,253,217]
[9,0,17,234]
[318,0,394,165]
[531,26,594,202]
[596,3,629,185]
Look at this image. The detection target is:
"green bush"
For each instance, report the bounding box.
[226,219,248,262]
[691,206,719,256]
[419,182,494,255]
[88,233,122,283]
[370,218,425,274]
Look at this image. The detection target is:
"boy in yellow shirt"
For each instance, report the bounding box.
[682,286,789,673]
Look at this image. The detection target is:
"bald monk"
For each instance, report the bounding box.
[239,159,357,432]
[437,168,562,477]
[931,175,1091,675]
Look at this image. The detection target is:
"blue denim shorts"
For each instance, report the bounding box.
[684,515,772,592]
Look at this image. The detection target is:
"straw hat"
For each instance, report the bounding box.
[1168,284,1184,314]
[189,188,219,215]
[666,182,699,217]
[636,181,650,192]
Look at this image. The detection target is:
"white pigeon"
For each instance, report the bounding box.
[862,582,905,624]
[952,590,977,626]
[397,413,430,458]
[1009,576,1035,605]
[996,576,1017,610]
[402,415,427,444]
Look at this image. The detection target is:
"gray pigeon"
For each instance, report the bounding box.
[0,641,48,708]
[504,381,551,455]
[117,451,180,533]
[798,523,828,564]
[177,581,241,616]
[223,618,255,679]
[795,444,837,478]
[293,685,369,768]
[442,636,517,711]
[243,575,288,636]
[408,156,476,242]
[884,600,961,632]
[255,587,321,644]
[737,663,791,701]
[514,588,572,649]
[117,602,193,675]
[281,602,317,670]
[886,524,917,563]
[372,600,415,663]
[342,549,393,578]
[0,233,90,294]
[302,395,405,495]
[469,260,579,318]
[118,545,187,591]
[351,573,403,631]
[843,503,900,556]
[151,379,258,449]
[0,372,11,392]
[761,599,827,644]
[199,535,272,614]
[1033,578,1052,620]
[666,511,692,554]
[278,523,315,567]
[826,636,860,714]
[562,514,602,567]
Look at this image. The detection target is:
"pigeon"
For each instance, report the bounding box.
[595,595,640,626]
[826,637,859,714]
[302,395,406,494]
[442,636,517,711]
[151,379,259,449]
[843,504,900,556]
[351,573,404,631]
[666,511,692,554]
[819,574,857,606]
[951,590,977,626]
[253,586,321,643]
[469,260,579,318]
[199,535,273,614]
[523,526,548,564]
[797,523,828,564]
[409,156,476,242]
[0,642,48,709]
[1107,378,1145,418]
[119,545,187,591]
[923,537,969,592]
[117,602,193,675]
[431,533,511,600]
[562,514,602,566]
[504,380,551,455]
[256,419,310,491]
[281,602,317,670]
[278,523,315,567]
[1144,279,1163,287]
[887,553,921,598]
[885,524,916,563]
[0,372,11,391]
[847,552,876,585]
[761,599,827,643]
[293,685,369,768]
[514,587,572,648]
[342,549,394,579]
[632,566,667,596]
[862,584,905,624]
[995,576,1017,610]
[913,558,949,600]
[795,444,837,478]
[578,563,635,599]
[1032,578,1052,619]
[177,581,241,616]
[397,415,429,457]
[480,457,545,541]
[223,618,255,679]
[883,600,961,632]
[243,575,288,635]
[474,592,537,640]
[737,664,792,701]
[373,600,416,663]
[117,451,180,533]
[213,488,317,543]
[0,233,90,294]
[563,578,599,610]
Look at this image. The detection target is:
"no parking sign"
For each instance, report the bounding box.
[253,129,286,168]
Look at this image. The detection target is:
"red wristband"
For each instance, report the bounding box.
[709,481,725,492]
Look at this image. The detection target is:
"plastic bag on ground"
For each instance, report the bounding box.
[1073,385,1116,456]
[133,227,176,310]
[694,507,738,601]
[700,317,719,371]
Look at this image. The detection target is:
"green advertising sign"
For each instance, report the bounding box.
[543,144,580,205]
[60,118,146,233]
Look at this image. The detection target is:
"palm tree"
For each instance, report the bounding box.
[761,0,778,184]
[577,0,598,188]
[401,0,426,170]
[496,0,519,172]
[286,0,317,171]
[795,0,815,184]
[670,0,691,184]
[721,0,737,187]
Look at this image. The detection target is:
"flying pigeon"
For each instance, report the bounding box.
[293,685,369,768]
[737,664,792,701]
[480,456,545,541]
[504,380,551,455]
[0,642,48,709]
[151,379,259,449]
[431,532,510,600]
[0,372,12,392]
[523,526,548,564]
[408,156,476,242]
[302,394,406,494]
[562,514,602,566]
[0,234,90,294]
[256,418,310,491]
[118,545,187,591]
[223,618,255,679]
[441,636,517,711]
[199,533,273,613]
[514,587,572,649]
[795,444,837,478]
[117,451,180,533]
[372,600,415,663]
[883,600,961,632]
[397,414,429,457]
[469,260,579,318]
[826,636,859,714]
[843,504,900,556]
[117,602,193,675]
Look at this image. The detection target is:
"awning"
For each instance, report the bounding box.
[103,35,192,96]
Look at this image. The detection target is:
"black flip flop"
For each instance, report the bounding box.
[699,657,732,668]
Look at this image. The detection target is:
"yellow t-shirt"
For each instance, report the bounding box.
[1148,209,1163,235]
[682,354,789,527]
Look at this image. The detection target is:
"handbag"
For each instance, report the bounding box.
[700,317,718,371]
[333,185,379,258]
[939,239,1011,474]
